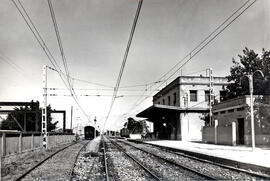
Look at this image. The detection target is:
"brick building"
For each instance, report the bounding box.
[137,75,228,141]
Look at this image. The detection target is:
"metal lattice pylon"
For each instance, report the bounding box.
[42,65,48,149]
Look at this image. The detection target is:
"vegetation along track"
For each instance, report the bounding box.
[118,139,270,180]
[104,136,159,181]
[16,140,89,181]
[109,138,214,181]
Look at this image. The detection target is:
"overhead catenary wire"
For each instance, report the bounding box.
[103,0,143,131]
[126,0,257,116]
[12,0,93,125]
[11,0,70,89]
[47,0,94,125]
[47,0,73,94]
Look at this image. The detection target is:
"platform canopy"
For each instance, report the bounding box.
[136,104,208,120]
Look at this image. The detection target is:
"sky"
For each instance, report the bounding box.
[0,0,269,131]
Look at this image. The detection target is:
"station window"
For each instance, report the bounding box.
[190,90,197,102]
[220,90,226,102]
[168,96,171,105]
[162,99,165,105]
[173,92,177,105]
[213,112,218,115]
[205,90,210,102]
[237,107,245,111]
[228,109,234,113]
[220,111,226,114]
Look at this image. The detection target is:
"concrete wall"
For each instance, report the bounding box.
[0,133,75,157]
[202,126,215,143]
[180,113,204,141]
[47,134,74,149]
[217,126,233,145]
[202,124,236,146]
[245,134,270,146]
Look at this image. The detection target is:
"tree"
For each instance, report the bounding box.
[224,47,270,100]
[1,101,58,132]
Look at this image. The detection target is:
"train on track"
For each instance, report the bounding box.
[84,126,100,140]
[120,128,130,138]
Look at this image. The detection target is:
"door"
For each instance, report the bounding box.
[238,118,244,144]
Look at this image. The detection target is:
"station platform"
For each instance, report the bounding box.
[141,140,270,175]
[86,136,101,152]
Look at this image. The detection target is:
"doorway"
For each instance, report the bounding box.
[237,118,245,144]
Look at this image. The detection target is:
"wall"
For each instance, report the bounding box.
[217,126,233,145]
[202,125,236,146]
[1,132,75,157]
[202,126,215,143]
[180,113,204,141]
[245,135,270,146]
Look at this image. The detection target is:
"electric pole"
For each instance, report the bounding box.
[208,68,214,126]
[42,65,48,149]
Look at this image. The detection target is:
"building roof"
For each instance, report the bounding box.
[136,104,208,120]
[213,95,270,112]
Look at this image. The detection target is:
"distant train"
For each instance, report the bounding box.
[84,126,100,140]
[120,128,130,138]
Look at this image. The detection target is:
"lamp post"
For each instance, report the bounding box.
[242,70,264,151]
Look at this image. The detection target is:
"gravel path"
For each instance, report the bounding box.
[120,139,262,180]
[2,142,74,181]
[72,137,106,181]
[115,140,205,181]
[21,140,89,181]
[105,137,155,181]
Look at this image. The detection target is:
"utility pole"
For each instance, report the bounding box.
[42,65,48,149]
[248,75,255,150]
[208,68,214,126]
[70,106,73,130]
[243,70,264,151]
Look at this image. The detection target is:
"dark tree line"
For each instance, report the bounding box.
[224,47,270,100]
[1,100,58,132]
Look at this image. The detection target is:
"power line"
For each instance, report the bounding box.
[45,94,148,97]
[12,0,93,125]
[47,0,72,92]
[46,0,94,126]
[12,0,70,89]
[103,0,143,130]
[126,0,256,116]
[0,51,25,76]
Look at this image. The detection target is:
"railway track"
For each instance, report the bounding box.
[107,137,214,180]
[103,136,159,181]
[101,136,110,181]
[118,139,270,180]
[15,140,89,181]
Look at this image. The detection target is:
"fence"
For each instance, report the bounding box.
[0,130,75,157]
[202,122,236,146]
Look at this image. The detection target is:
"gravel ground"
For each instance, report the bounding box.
[120,139,262,180]
[72,137,106,181]
[21,140,89,181]
[113,139,205,181]
[105,137,155,181]
[1,142,74,181]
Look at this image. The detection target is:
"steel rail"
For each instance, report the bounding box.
[118,139,216,180]
[69,140,91,181]
[108,138,161,181]
[138,141,270,180]
[15,141,86,181]
[102,136,109,181]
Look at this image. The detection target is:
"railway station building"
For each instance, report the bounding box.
[136,75,228,141]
